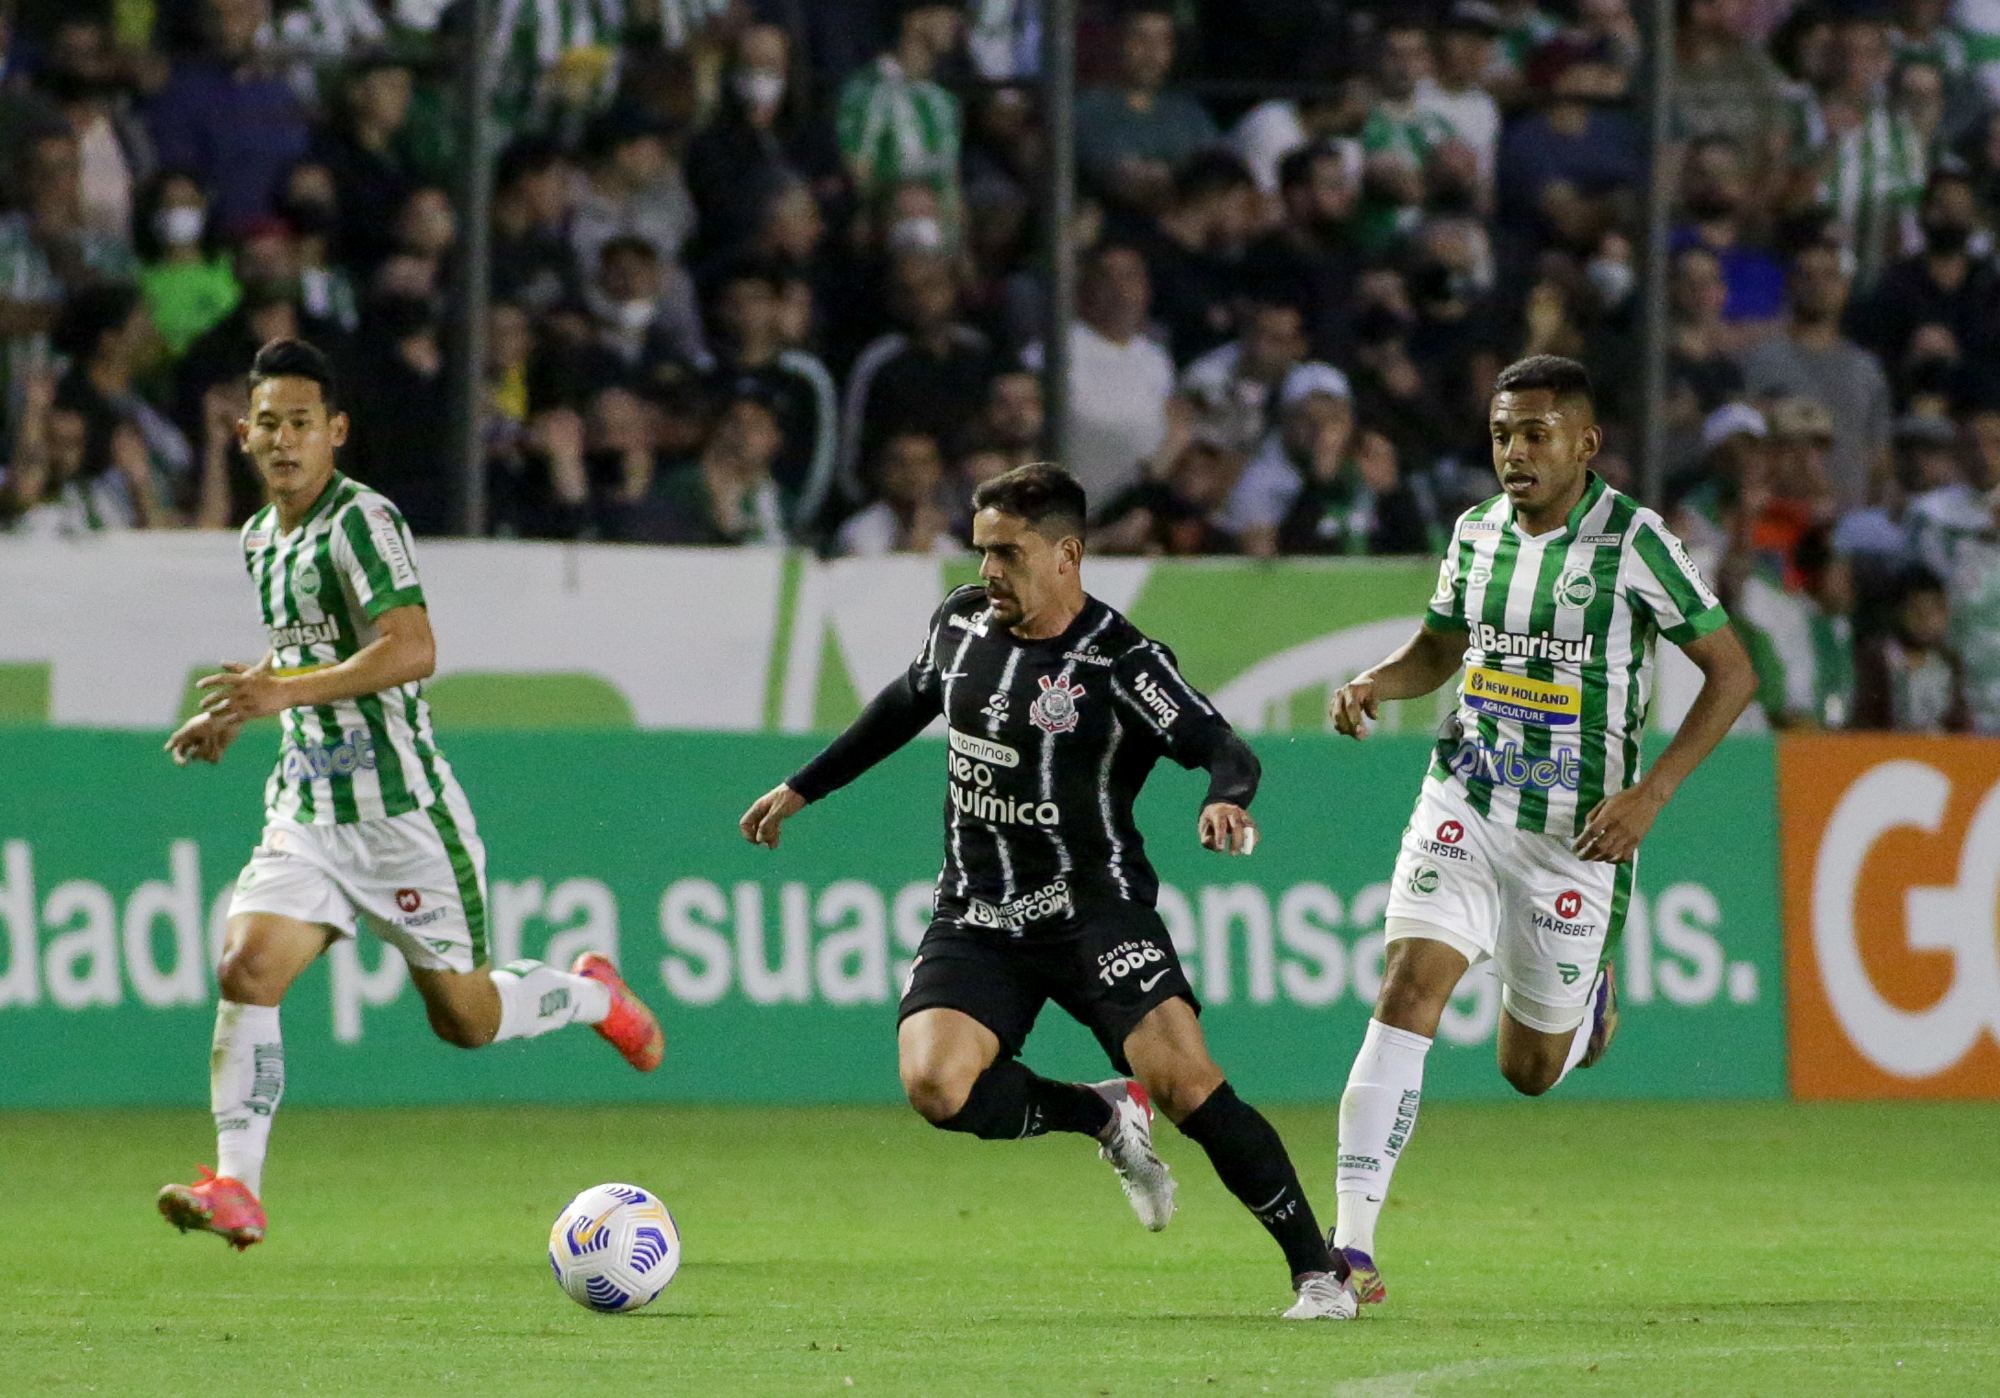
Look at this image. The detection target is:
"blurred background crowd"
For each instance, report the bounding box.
[0,0,1993,732]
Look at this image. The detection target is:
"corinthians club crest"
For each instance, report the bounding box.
[1031,674,1086,734]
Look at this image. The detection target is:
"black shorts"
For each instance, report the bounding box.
[897,904,1200,1075]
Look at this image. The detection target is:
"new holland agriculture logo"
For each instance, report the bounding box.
[1779,738,2000,1098]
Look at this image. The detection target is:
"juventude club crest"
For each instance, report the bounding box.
[1031,675,1086,734]
[294,562,321,596]
[1555,565,1598,609]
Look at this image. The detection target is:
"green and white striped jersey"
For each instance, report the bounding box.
[240,474,461,826]
[1422,473,1729,839]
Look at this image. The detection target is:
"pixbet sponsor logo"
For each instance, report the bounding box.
[1447,738,1582,792]
[1096,938,1169,988]
[1128,672,1182,732]
[965,878,1074,932]
[279,727,379,782]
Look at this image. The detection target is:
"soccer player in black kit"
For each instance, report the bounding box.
[740,464,1354,1319]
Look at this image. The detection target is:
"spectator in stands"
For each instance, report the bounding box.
[685,22,841,267]
[0,12,59,214]
[1672,136,1788,334]
[1417,2,1504,200]
[1734,522,1856,730]
[281,161,360,334]
[837,429,960,555]
[1796,14,1928,289]
[1232,70,1370,201]
[0,370,121,536]
[973,368,1043,471]
[314,55,419,277]
[1496,39,1643,247]
[146,0,312,235]
[342,291,453,534]
[1130,149,1258,365]
[837,0,964,246]
[50,284,178,528]
[569,111,701,352]
[490,139,584,320]
[1278,426,1436,556]
[1358,20,1456,255]
[1847,165,2000,405]
[1092,429,1246,556]
[1217,360,1352,556]
[0,126,136,429]
[629,387,792,545]
[1854,560,1971,730]
[39,28,154,246]
[134,170,239,361]
[1903,411,2000,731]
[571,236,696,401]
[1075,2,1219,215]
[1349,266,1451,473]
[1666,246,1748,436]
[1178,297,1310,454]
[1741,241,1894,510]
[1029,239,1174,502]
[484,299,590,540]
[1673,0,1794,198]
[383,186,456,299]
[841,250,995,501]
[1241,142,1366,364]
[706,259,839,535]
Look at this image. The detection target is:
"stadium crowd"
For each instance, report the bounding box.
[0,0,1993,732]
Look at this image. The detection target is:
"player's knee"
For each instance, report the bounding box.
[900,1059,975,1124]
[1500,1056,1559,1097]
[216,944,281,1004]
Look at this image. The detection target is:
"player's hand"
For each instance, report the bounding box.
[197,657,286,723]
[1199,802,1258,856]
[1329,676,1379,738]
[164,711,241,766]
[1573,785,1664,863]
[741,784,807,850]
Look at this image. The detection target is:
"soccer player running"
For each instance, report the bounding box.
[1324,355,1758,1304]
[156,340,665,1250]
[741,464,1356,1319]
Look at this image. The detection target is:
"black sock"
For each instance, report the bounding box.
[1176,1082,1343,1281]
[936,1061,1115,1140]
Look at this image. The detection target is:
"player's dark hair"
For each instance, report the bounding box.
[248,337,340,412]
[972,462,1088,543]
[1492,354,1595,409]
[51,282,142,360]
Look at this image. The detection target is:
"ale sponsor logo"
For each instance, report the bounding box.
[1780,735,2000,1098]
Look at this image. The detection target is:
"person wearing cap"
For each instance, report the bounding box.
[1667,400,1767,570]
[1740,241,1893,510]
[1214,361,1354,555]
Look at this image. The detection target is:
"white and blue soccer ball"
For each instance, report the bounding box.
[548,1183,682,1313]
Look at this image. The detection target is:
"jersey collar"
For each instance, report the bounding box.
[1505,470,1605,544]
[286,472,348,534]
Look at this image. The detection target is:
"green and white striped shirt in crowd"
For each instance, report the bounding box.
[240,473,463,825]
[1423,473,1730,840]
[1794,97,1928,287]
[837,55,962,200]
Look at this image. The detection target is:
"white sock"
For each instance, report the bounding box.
[1553,1014,1592,1088]
[211,1001,283,1198]
[489,959,610,1040]
[1334,1018,1432,1260]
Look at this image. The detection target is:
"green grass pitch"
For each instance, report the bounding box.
[6,1102,1995,1396]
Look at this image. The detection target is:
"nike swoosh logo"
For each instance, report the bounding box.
[1138,969,1170,992]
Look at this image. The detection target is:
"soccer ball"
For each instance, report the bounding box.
[548,1183,682,1313]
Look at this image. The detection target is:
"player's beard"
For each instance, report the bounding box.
[985,586,1023,626]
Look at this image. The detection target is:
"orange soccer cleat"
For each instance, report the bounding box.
[157,1167,266,1251]
[572,952,665,1072]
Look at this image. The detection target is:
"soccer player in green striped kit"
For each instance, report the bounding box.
[156,340,664,1250]
[1324,356,1757,1305]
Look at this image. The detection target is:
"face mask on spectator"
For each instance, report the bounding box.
[155,206,206,248]
[613,298,657,332]
[734,69,786,109]
[1587,256,1635,308]
[887,216,944,253]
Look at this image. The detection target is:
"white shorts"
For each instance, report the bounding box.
[1382,777,1629,1034]
[228,802,490,974]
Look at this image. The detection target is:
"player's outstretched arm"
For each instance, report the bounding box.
[197,607,436,722]
[1574,624,1757,863]
[1329,625,1469,738]
[743,671,943,849]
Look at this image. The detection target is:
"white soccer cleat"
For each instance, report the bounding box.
[1282,1271,1358,1320]
[1090,1078,1175,1231]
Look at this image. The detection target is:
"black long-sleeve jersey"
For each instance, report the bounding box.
[787,585,1260,938]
